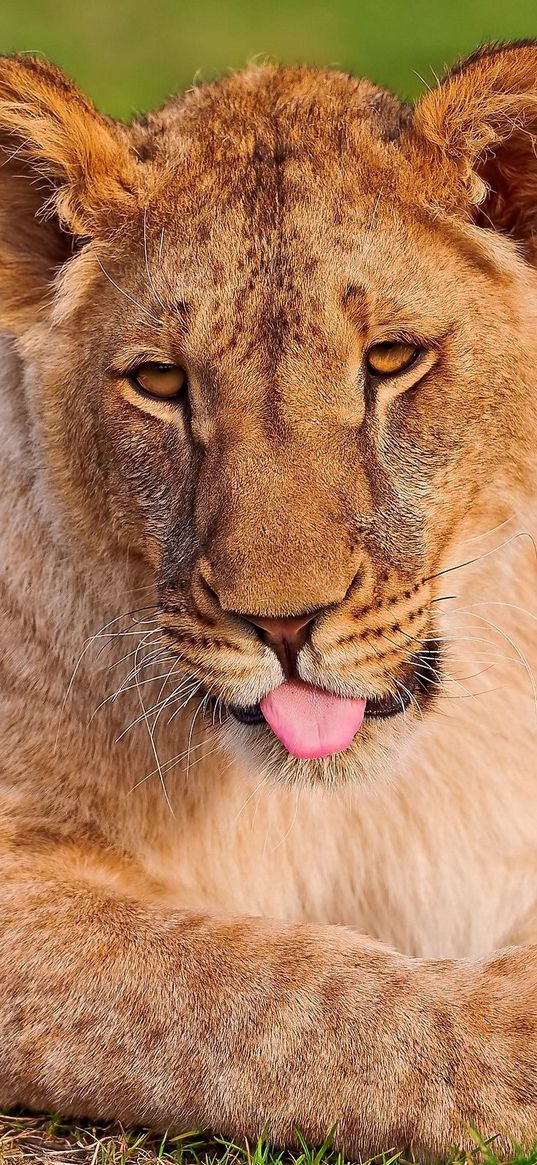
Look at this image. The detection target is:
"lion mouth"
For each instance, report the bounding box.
[230,689,405,726]
[226,640,440,755]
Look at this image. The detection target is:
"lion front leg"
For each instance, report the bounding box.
[1,849,537,1159]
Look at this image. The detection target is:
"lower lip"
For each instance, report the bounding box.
[229,694,394,727]
[226,640,440,730]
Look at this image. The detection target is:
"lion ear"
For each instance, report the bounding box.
[0,54,141,330]
[402,41,537,258]
[0,54,140,233]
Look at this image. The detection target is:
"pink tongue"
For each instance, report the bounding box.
[260,680,366,759]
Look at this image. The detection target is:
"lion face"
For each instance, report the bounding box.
[2,50,537,783]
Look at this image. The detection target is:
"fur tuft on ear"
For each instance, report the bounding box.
[0,55,143,331]
[402,41,537,257]
[0,54,140,234]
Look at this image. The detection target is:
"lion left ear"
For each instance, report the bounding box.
[0,54,140,235]
[0,54,143,332]
[402,41,537,258]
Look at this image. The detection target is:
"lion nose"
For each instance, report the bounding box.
[242,611,325,673]
[197,563,328,672]
[245,613,317,650]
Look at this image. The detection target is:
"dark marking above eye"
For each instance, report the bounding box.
[169,299,190,320]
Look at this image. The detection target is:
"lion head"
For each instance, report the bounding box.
[1,44,537,784]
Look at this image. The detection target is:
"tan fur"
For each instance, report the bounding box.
[1,43,537,1160]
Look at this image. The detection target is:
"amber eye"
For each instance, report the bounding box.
[366,341,420,377]
[131,363,186,399]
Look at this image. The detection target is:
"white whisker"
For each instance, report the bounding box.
[97,258,162,327]
[143,208,169,314]
[133,632,174,817]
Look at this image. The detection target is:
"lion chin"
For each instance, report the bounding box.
[221,709,419,788]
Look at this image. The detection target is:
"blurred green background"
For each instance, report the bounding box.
[0,0,536,118]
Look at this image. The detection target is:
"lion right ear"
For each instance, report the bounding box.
[401,41,537,261]
[0,54,142,331]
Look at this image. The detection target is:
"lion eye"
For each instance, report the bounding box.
[366,341,420,377]
[131,363,186,399]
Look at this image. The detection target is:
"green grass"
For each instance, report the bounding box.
[0,0,537,118]
[1,1117,537,1165]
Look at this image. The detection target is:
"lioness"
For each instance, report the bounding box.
[1,39,537,1160]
